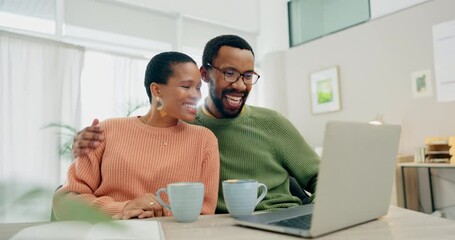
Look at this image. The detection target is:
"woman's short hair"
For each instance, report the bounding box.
[144,51,197,103]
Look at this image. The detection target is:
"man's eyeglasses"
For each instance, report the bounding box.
[206,63,260,85]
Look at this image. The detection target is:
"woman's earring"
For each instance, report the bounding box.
[156,97,164,111]
[156,97,166,117]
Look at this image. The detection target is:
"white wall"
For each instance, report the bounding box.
[267,0,455,155]
[263,0,455,218]
[258,51,288,115]
[370,0,431,19]
[256,0,289,62]
[102,0,260,55]
[113,0,260,33]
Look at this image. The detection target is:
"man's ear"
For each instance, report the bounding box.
[200,66,209,83]
[150,83,161,97]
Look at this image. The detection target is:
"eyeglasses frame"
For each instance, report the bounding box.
[205,63,260,85]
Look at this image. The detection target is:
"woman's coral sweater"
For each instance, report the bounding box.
[54,117,219,218]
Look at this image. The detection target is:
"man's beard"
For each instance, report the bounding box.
[209,81,248,119]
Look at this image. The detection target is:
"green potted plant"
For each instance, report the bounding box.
[43,100,149,162]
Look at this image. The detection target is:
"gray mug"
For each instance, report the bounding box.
[156,182,204,223]
[222,179,267,217]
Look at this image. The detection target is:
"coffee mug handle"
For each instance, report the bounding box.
[255,183,268,206]
[155,188,171,210]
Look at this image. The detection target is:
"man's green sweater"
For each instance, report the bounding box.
[192,105,320,213]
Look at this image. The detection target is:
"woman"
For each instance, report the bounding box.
[53,52,220,220]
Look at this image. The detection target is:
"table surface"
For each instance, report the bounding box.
[399,162,455,168]
[2,206,455,240]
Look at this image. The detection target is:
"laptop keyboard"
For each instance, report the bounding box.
[270,214,313,229]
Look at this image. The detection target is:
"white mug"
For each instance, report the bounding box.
[222,179,267,217]
[156,182,204,223]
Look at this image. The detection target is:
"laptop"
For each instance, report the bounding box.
[235,121,401,238]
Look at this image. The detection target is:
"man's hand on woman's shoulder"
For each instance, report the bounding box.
[72,118,105,158]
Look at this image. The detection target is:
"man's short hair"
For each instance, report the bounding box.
[202,35,254,67]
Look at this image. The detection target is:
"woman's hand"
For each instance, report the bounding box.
[113,193,170,220]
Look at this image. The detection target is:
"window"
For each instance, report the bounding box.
[0,0,56,34]
[80,50,150,127]
[288,0,370,46]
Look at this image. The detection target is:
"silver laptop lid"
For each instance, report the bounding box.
[234,121,401,238]
[310,121,401,237]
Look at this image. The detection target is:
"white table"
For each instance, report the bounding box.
[2,206,455,239]
[399,163,455,211]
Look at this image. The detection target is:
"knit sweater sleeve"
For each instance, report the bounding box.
[53,122,129,219]
[270,111,320,194]
[199,130,220,215]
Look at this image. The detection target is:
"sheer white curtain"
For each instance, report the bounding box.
[80,51,149,127]
[0,32,84,222]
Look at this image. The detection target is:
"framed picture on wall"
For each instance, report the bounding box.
[310,66,341,114]
[411,69,433,98]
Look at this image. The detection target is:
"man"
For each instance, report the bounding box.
[72,35,320,213]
